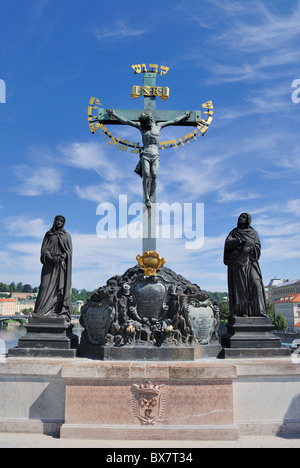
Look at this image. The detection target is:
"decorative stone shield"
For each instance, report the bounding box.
[81,300,115,346]
[185,298,216,345]
[131,279,168,321]
[131,381,167,425]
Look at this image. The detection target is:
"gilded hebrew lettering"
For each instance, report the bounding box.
[149,64,159,73]
[132,64,142,74]
[160,66,169,76]
[160,139,178,149]
[131,64,170,76]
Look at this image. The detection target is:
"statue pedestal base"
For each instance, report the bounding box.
[8,317,78,359]
[78,265,221,360]
[220,316,290,359]
[60,360,238,441]
[77,340,222,361]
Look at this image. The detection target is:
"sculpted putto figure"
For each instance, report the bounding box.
[107,109,191,207]
[224,213,267,317]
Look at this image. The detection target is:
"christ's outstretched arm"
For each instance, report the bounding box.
[159,111,192,129]
[106,108,140,130]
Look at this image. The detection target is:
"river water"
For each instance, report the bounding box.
[0,323,83,354]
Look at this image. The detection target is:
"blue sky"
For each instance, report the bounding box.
[0,0,300,292]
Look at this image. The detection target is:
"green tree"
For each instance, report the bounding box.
[208,292,228,304]
[71,288,80,303]
[9,282,16,292]
[266,303,275,324]
[16,282,23,293]
[219,302,230,321]
[22,284,32,293]
[20,308,34,316]
[275,312,288,331]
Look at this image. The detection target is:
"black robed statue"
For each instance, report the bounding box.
[224,213,267,317]
[33,215,73,322]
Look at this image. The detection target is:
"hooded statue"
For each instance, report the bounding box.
[33,215,73,322]
[224,213,267,317]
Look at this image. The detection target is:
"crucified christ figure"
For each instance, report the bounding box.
[107,109,191,208]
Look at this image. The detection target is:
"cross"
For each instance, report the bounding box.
[88,64,213,253]
[96,65,202,129]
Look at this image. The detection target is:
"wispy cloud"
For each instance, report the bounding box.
[12,166,63,196]
[58,141,140,203]
[158,144,241,201]
[182,0,300,86]
[263,235,300,261]
[3,216,47,239]
[245,199,300,219]
[59,142,113,176]
[93,20,147,40]
[205,0,300,53]
[75,183,123,203]
[217,189,262,204]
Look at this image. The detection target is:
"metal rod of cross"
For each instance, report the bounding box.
[88,63,213,253]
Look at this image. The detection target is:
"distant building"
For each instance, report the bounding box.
[11,292,34,301]
[275,294,300,332]
[267,279,300,304]
[0,298,17,316]
[265,278,282,303]
[0,298,36,316]
[17,301,35,314]
[268,278,283,288]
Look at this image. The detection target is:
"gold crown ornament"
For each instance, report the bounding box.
[136,251,166,276]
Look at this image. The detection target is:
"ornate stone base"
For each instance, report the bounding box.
[77,341,222,361]
[8,317,78,359]
[1,357,300,440]
[220,316,291,359]
[77,265,221,360]
[60,360,238,441]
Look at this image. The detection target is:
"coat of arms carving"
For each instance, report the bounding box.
[131,381,167,425]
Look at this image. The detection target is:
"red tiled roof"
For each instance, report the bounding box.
[275,294,300,304]
[0,298,16,302]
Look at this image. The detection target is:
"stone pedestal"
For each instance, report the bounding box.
[60,361,238,441]
[1,357,300,439]
[77,265,221,361]
[77,340,222,361]
[8,317,78,358]
[220,316,291,359]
